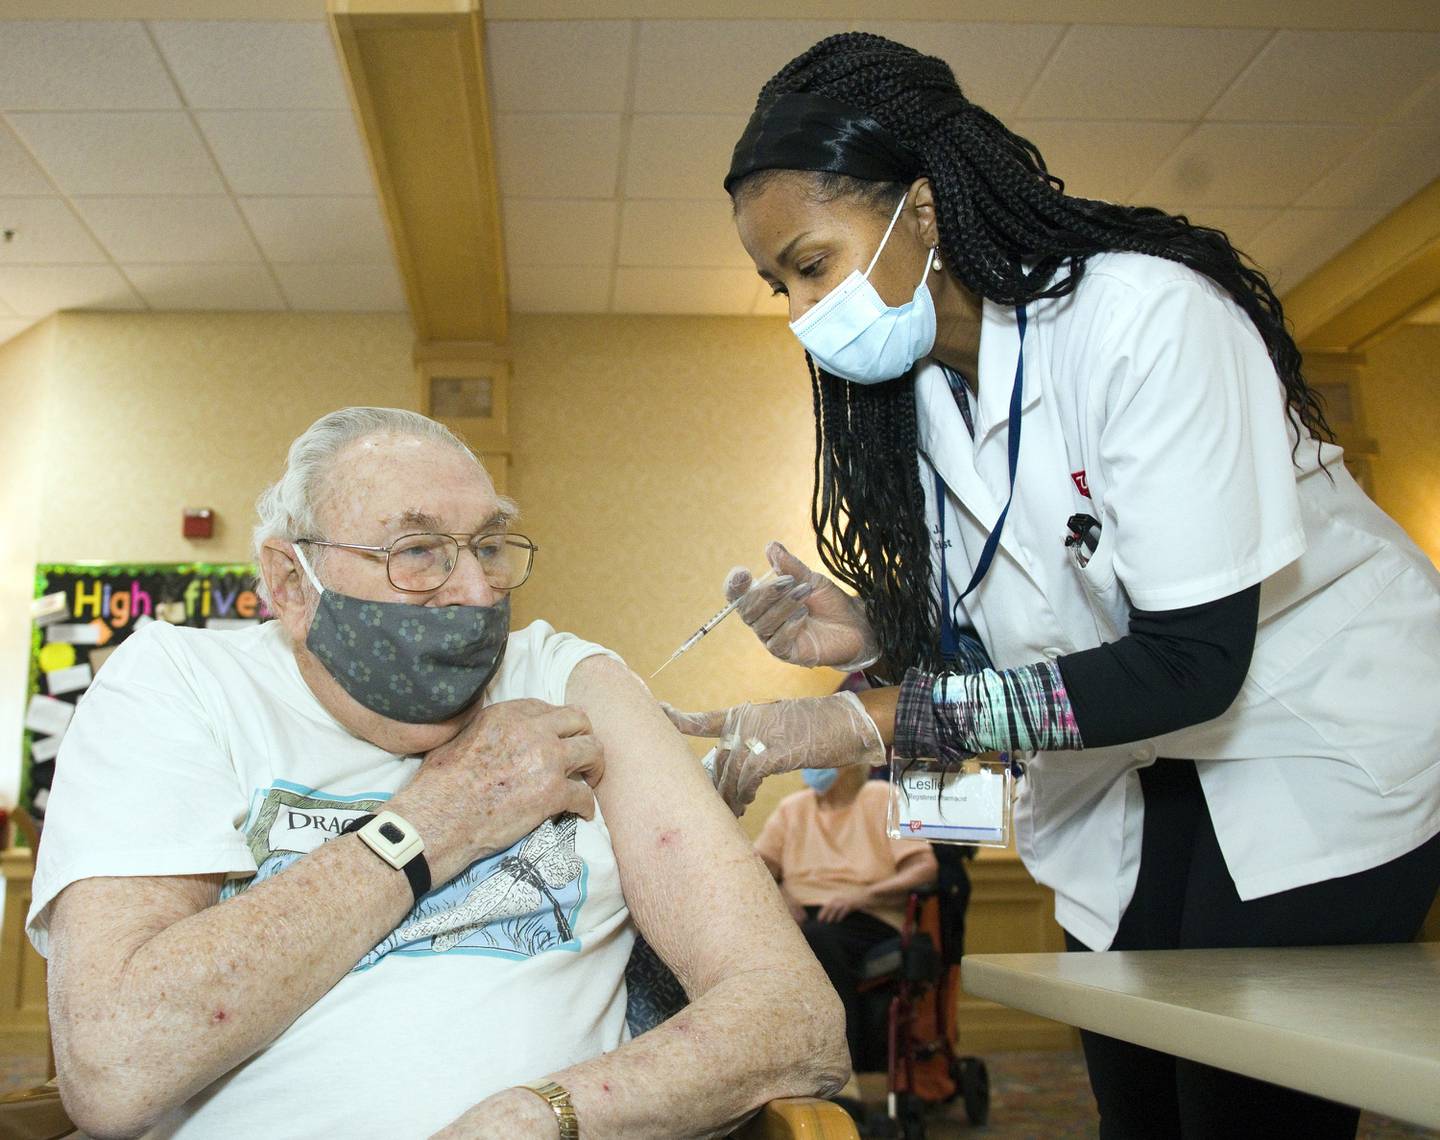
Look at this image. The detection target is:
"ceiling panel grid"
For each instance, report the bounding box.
[1,10,1438,339]
[0,16,404,339]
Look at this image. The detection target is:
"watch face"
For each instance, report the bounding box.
[379,821,405,844]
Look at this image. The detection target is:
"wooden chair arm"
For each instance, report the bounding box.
[0,1079,76,1140]
[734,1096,860,1139]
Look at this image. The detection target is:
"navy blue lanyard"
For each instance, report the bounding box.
[936,305,1027,654]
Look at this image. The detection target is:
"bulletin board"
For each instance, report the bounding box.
[23,562,270,819]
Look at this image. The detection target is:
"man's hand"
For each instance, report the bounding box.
[815,889,874,924]
[391,698,604,885]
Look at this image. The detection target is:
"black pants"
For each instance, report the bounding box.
[800,907,898,1072]
[1066,759,1440,1140]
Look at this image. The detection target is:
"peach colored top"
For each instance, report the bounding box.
[755,781,932,930]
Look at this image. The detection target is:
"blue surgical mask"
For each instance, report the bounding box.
[293,545,509,724]
[789,195,937,385]
[803,767,841,795]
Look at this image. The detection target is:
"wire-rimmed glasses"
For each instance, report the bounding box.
[296,532,538,593]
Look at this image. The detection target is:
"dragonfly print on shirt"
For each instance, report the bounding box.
[227,781,589,971]
[357,813,588,968]
[397,815,584,951]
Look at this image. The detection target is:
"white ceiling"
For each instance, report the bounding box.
[2,15,1439,347]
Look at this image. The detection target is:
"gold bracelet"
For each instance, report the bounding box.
[518,1079,579,1140]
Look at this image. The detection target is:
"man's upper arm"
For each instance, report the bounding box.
[567,656,812,996]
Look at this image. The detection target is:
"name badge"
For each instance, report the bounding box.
[887,756,1011,847]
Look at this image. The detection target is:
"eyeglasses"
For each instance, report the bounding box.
[296,532,538,594]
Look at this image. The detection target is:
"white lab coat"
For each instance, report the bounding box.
[917,252,1440,950]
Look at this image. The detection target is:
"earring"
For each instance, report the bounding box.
[931,248,943,273]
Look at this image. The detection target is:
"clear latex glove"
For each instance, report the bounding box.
[663,691,884,814]
[725,541,880,671]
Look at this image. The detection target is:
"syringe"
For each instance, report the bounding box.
[651,570,779,678]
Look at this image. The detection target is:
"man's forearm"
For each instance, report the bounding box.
[51,835,415,1134]
[441,965,847,1139]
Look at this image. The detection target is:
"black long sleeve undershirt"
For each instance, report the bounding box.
[1056,582,1261,748]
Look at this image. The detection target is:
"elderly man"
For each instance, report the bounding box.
[28,407,846,1138]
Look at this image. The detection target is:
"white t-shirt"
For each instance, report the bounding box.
[28,618,633,1137]
[917,252,1440,949]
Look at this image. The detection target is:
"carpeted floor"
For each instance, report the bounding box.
[3,1047,1435,1137]
[855,1051,1440,1140]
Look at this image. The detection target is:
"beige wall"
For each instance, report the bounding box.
[39,312,416,563]
[1358,324,1440,567]
[0,322,57,809]
[1,310,838,828]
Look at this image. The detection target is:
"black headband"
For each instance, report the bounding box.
[724,92,921,194]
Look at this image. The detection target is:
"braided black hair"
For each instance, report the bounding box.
[731,33,1333,682]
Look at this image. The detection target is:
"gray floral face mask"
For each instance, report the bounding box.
[293,546,509,724]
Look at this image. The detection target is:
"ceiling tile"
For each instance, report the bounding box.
[1209,31,1440,124]
[624,114,748,201]
[148,20,348,110]
[1013,120,1191,203]
[1244,208,1387,292]
[486,21,631,114]
[0,122,52,195]
[124,263,284,310]
[8,111,224,195]
[618,199,750,268]
[0,317,41,346]
[1397,74,1440,125]
[1152,204,1282,251]
[0,265,143,315]
[633,20,847,115]
[854,21,1065,118]
[272,262,406,311]
[0,197,106,264]
[195,111,373,196]
[1295,123,1440,214]
[502,199,617,267]
[1132,123,1367,208]
[508,265,611,312]
[239,196,391,263]
[612,266,758,315]
[1019,26,1268,121]
[0,21,179,111]
[73,196,260,263]
[493,114,623,199]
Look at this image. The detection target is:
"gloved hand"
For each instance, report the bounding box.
[664,690,885,814]
[727,542,879,671]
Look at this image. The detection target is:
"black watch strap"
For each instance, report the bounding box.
[341,812,432,903]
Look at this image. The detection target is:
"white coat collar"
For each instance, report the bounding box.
[913,297,1043,524]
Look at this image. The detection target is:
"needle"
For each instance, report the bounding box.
[650,570,779,678]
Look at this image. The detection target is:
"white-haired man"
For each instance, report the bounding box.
[29,407,847,1138]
